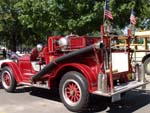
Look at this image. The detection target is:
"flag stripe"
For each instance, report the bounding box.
[130,9,136,25]
[104,0,113,20]
[105,10,113,20]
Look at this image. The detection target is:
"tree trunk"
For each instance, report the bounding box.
[10,34,17,52]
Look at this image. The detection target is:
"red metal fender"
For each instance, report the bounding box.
[1,61,23,83]
[49,63,98,93]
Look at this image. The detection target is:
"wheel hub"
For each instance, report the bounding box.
[2,70,12,89]
[4,73,11,86]
[63,79,82,106]
[70,90,75,96]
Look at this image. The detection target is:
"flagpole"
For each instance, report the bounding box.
[103,0,106,25]
[101,0,106,40]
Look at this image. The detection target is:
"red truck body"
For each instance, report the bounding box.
[0,26,149,112]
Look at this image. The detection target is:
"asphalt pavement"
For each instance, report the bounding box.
[0,78,150,113]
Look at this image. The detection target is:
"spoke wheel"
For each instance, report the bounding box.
[1,67,16,92]
[2,71,11,88]
[59,71,89,112]
[63,79,81,106]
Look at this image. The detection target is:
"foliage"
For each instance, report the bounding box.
[111,0,150,28]
[1,0,150,50]
[15,0,103,36]
[0,0,23,51]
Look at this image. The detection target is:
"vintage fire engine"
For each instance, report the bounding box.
[0,26,149,112]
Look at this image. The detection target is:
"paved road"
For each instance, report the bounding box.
[0,79,150,113]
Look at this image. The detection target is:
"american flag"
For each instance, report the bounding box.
[104,0,113,20]
[130,9,136,25]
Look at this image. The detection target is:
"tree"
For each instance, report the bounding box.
[111,0,150,28]
[0,0,23,51]
[1,0,150,51]
[15,0,104,36]
[15,0,52,41]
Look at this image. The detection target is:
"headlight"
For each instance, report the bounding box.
[58,37,68,48]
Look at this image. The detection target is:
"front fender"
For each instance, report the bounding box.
[1,61,23,82]
[51,63,98,93]
[142,54,150,63]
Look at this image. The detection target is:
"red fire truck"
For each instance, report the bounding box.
[0,26,149,112]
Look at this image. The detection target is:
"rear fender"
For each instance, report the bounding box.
[49,63,98,93]
[1,62,23,82]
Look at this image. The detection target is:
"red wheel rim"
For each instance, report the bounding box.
[63,79,82,106]
[2,70,12,89]
[3,72,11,86]
[66,82,80,103]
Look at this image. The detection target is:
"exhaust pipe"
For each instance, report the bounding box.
[31,42,104,81]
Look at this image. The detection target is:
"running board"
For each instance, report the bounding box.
[19,82,49,89]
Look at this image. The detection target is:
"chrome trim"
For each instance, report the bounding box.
[93,80,149,97]
[19,81,49,89]
[98,74,107,93]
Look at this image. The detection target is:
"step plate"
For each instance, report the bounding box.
[93,80,149,97]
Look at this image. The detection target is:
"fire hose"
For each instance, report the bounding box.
[31,42,104,81]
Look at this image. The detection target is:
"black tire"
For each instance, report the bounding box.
[59,71,89,112]
[143,58,150,75]
[1,66,16,92]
